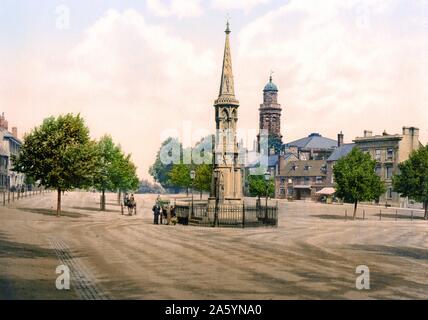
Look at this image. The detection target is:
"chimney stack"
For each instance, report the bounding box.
[363,130,372,137]
[338,131,344,147]
[0,112,8,130]
[12,127,18,139]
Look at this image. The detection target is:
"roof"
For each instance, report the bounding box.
[268,154,279,167]
[264,76,278,92]
[0,128,22,144]
[284,133,337,150]
[353,134,402,143]
[280,160,327,177]
[316,187,336,195]
[327,143,355,162]
[246,154,279,169]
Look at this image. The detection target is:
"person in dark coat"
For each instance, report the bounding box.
[152,204,160,224]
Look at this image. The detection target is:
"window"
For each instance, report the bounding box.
[292,165,298,171]
[304,165,312,171]
[387,187,393,199]
[316,176,323,184]
[375,166,382,176]
[387,148,394,161]
[304,177,311,184]
[386,166,393,179]
[375,149,382,161]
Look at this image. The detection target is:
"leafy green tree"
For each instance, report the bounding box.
[333,148,386,219]
[248,175,275,203]
[149,137,182,190]
[268,134,283,155]
[12,114,97,215]
[393,145,428,219]
[93,136,122,211]
[111,152,140,195]
[169,163,191,196]
[194,164,212,199]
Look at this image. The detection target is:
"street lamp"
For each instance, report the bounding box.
[264,171,271,222]
[190,170,196,221]
[213,170,220,227]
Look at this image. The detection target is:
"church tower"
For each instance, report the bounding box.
[257,75,283,154]
[210,21,242,204]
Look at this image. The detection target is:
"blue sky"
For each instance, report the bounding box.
[0,0,427,179]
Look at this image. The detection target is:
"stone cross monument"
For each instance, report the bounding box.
[210,21,243,205]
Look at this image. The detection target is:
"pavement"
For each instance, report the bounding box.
[0,191,427,300]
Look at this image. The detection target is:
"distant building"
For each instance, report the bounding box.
[0,113,24,191]
[276,159,328,200]
[274,132,337,199]
[257,75,283,154]
[284,133,337,160]
[353,127,423,207]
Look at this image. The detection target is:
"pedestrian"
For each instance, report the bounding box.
[152,204,160,225]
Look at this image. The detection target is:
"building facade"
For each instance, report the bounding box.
[276,159,328,200]
[353,127,422,207]
[0,113,24,191]
[275,133,337,199]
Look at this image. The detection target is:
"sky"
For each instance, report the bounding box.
[1,0,427,180]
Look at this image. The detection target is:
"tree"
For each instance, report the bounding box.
[333,148,386,219]
[149,137,182,190]
[12,114,97,215]
[111,152,140,195]
[248,175,275,203]
[93,136,122,211]
[169,163,191,196]
[194,164,212,199]
[393,145,428,219]
[138,179,164,194]
[268,134,283,155]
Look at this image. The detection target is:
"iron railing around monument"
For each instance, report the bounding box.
[174,202,278,228]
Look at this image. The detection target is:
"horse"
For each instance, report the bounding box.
[123,196,137,216]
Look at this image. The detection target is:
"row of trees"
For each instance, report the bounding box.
[12,114,139,215]
[149,137,212,197]
[333,146,428,219]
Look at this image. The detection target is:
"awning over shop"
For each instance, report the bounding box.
[316,187,336,195]
[293,185,312,189]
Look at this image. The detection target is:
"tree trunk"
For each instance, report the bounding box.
[57,188,61,217]
[353,201,358,220]
[118,190,121,205]
[200,189,202,200]
[424,201,428,220]
[186,187,189,197]
[101,189,106,211]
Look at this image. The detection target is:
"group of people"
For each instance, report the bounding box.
[152,196,177,225]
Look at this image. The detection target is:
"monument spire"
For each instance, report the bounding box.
[215,20,239,106]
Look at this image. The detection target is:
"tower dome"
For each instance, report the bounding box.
[263,75,278,92]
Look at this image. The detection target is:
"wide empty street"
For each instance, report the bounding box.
[0,192,427,299]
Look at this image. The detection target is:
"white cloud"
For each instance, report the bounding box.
[235,0,428,142]
[147,0,203,18]
[211,0,270,13]
[0,9,217,179]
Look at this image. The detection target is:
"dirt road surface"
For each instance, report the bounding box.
[0,191,427,299]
